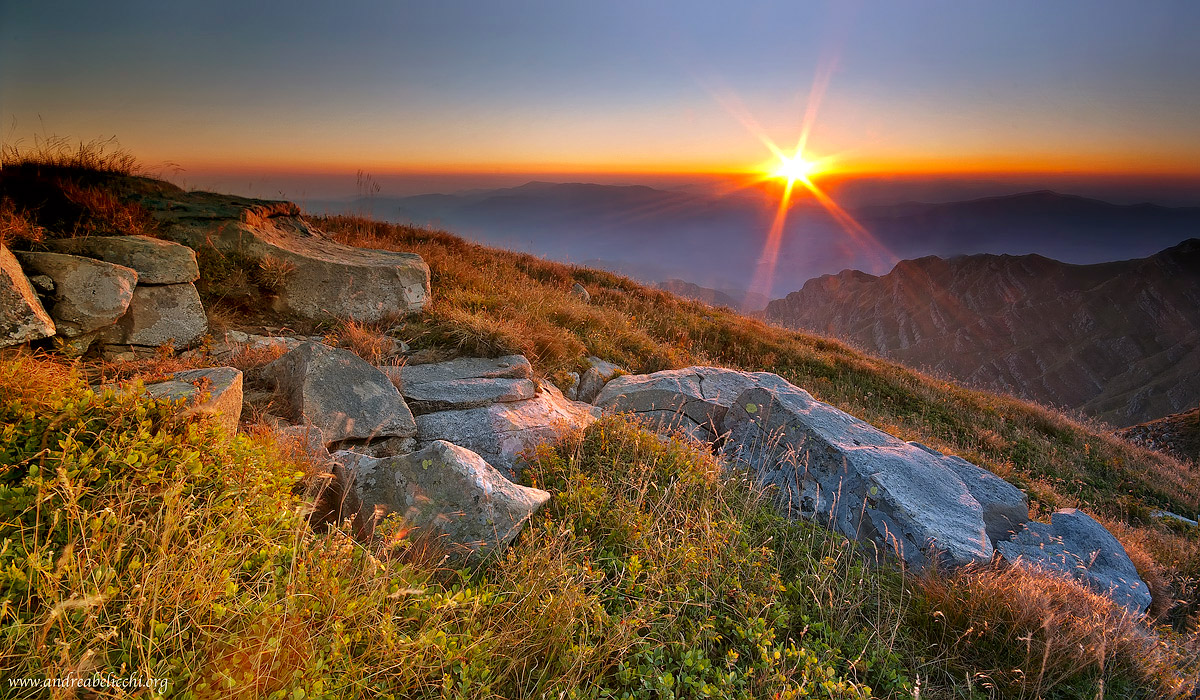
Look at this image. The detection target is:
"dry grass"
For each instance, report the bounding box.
[912,563,1197,698]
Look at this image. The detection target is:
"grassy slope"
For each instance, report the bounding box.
[2,158,1199,696]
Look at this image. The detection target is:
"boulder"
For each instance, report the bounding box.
[47,235,199,284]
[264,342,417,446]
[100,282,207,349]
[724,383,994,569]
[594,366,792,440]
[908,442,1028,544]
[381,354,532,386]
[402,377,538,414]
[571,282,590,303]
[14,251,136,337]
[577,355,623,404]
[415,384,599,478]
[144,366,243,434]
[136,190,430,322]
[997,508,1152,615]
[332,440,551,557]
[1,245,55,347]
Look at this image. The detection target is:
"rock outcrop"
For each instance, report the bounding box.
[594,366,792,441]
[99,282,207,350]
[144,367,244,434]
[265,342,417,450]
[723,383,1001,568]
[383,355,538,413]
[47,235,199,284]
[128,185,430,322]
[907,441,1029,544]
[416,383,599,478]
[0,245,55,347]
[997,508,1152,615]
[14,251,137,337]
[332,440,550,556]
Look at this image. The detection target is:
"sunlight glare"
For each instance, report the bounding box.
[772,152,819,184]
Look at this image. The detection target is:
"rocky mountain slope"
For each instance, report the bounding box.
[1117,406,1200,465]
[766,240,1200,427]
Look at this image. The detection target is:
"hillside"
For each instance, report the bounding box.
[3,159,1200,698]
[766,241,1200,427]
[1118,407,1200,465]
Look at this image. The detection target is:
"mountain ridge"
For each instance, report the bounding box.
[766,239,1200,427]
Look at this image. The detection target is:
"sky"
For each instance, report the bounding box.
[3,0,1200,197]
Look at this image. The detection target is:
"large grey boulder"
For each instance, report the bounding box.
[415,384,599,478]
[594,366,792,441]
[15,251,136,337]
[99,282,207,349]
[265,342,417,446]
[136,189,430,322]
[47,235,199,284]
[332,441,551,557]
[381,355,532,386]
[576,356,623,404]
[908,442,1028,544]
[997,508,1152,615]
[724,383,994,569]
[1,245,55,347]
[144,367,243,434]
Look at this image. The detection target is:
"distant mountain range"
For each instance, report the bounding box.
[311,183,1200,299]
[765,239,1200,427]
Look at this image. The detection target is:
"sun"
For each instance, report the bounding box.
[771,151,819,184]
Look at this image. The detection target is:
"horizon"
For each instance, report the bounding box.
[5,1,1200,186]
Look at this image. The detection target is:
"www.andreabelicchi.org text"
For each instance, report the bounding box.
[8,673,168,693]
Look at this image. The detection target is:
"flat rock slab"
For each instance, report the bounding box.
[47,235,199,284]
[594,366,792,440]
[382,355,532,386]
[134,188,430,322]
[265,341,416,445]
[1,245,55,347]
[997,508,1152,615]
[15,251,137,337]
[402,377,539,414]
[100,282,207,349]
[333,440,550,557]
[144,366,243,434]
[724,382,995,569]
[415,384,599,478]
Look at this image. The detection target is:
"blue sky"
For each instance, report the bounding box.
[3,0,1199,178]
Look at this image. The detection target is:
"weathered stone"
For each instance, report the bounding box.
[100,282,206,349]
[144,367,243,434]
[47,235,199,284]
[27,274,54,293]
[138,191,430,322]
[908,442,1028,544]
[402,377,538,414]
[565,372,581,400]
[264,341,416,445]
[724,383,993,569]
[571,282,590,302]
[332,440,551,556]
[15,251,136,337]
[577,356,623,404]
[415,384,599,478]
[1151,510,1198,528]
[381,355,532,386]
[595,366,792,440]
[1,245,55,347]
[997,509,1152,615]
